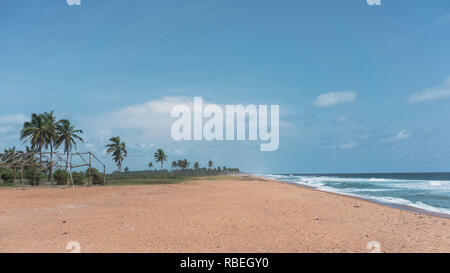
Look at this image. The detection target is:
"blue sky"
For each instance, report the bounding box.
[1,0,450,173]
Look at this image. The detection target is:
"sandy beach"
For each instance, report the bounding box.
[0,176,448,253]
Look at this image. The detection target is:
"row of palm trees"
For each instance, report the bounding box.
[5,111,238,179]
[103,138,208,173]
[168,159,211,171]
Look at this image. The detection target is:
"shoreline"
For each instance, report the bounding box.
[249,175,450,220]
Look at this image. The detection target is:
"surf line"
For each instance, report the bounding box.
[171,97,279,151]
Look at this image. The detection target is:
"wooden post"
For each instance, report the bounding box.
[69,154,75,188]
[13,167,16,187]
[103,165,106,185]
[33,167,36,186]
[88,153,92,186]
[51,154,54,185]
[21,165,24,189]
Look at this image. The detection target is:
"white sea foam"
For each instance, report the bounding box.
[258,174,450,216]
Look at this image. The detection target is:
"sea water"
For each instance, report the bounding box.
[259,173,450,216]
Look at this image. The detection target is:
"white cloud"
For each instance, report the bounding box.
[339,142,358,150]
[0,114,26,125]
[360,133,370,139]
[409,76,450,103]
[336,115,348,124]
[0,126,16,133]
[94,129,113,142]
[172,148,185,156]
[313,91,357,107]
[87,96,193,141]
[0,114,27,150]
[382,130,412,143]
[84,143,95,149]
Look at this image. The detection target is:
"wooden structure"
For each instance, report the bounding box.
[0,151,106,188]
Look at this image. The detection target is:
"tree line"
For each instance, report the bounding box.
[0,110,240,185]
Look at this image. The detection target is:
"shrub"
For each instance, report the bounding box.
[71,171,85,185]
[86,168,104,185]
[0,168,15,184]
[24,167,41,186]
[53,169,68,185]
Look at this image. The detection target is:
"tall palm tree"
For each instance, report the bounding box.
[20,113,48,166]
[154,149,167,170]
[106,136,127,172]
[194,162,199,170]
[42,111,58,180]
[171,160,177,170]
[208,160,213,169]
[55,119,84,171]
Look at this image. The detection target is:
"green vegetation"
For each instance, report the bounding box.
[71,171,85,185]
[86,168,104,185]
[53,169,68,185]
[106,176,188,186]
[0,168,15,184]
[24,166,41,185]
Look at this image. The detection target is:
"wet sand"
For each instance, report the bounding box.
[0,176,448,253]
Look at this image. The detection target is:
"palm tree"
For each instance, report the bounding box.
[194,162,199,170]
[154,149,167,170]
[171,160,177,170]
[148,162,153,176]
[20,113,47,166]
[2,147,16,164]
[183,159,190,169]
[105,136,127,172]
[208,160,213,169]
[42,111,58,180]
[3,146,16,154]
[55,119,84,171]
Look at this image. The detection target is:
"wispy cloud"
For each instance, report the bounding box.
[313,91,356,107]
[0,114,27,150]
[382,130,412,143]
[339,142,358,150]
[0,114,27,125]
[437,13,450,23]
[409,76,450,103]
[87,96,193,141]
[336,115,348,124]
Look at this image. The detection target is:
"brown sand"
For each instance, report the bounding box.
[0,176,448,253]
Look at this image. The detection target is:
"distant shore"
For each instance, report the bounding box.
[0,175,448,253]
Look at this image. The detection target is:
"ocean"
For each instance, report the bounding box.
[260,173,450,216]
